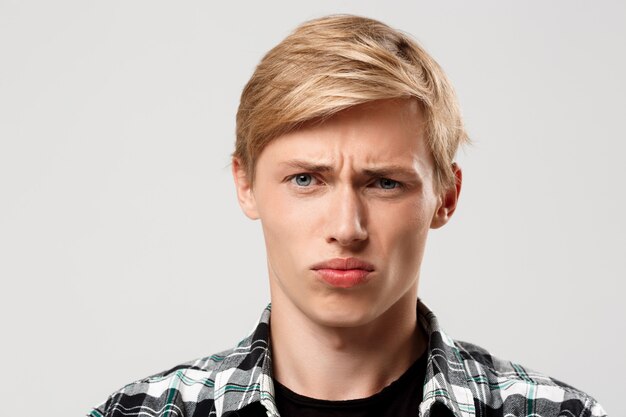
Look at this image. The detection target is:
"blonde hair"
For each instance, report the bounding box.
[234,14,468,190]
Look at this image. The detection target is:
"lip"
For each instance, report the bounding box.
[311,257,375,288]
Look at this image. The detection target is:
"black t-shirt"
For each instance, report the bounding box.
[273,351,427,417]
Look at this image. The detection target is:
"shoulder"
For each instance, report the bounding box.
[89,305,273,417]
[453,339,607,416]
[88,348,235,417]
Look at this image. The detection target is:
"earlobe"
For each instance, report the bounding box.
[232,157,260,220]
[430,163,462,229]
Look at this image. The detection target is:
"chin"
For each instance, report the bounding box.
[306,299,377,328]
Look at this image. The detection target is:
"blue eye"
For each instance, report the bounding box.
[293,174,313,186]
[378,178,399,189]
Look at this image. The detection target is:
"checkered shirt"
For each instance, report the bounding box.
[89,300,607,417]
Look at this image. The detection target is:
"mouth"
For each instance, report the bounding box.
[310,257,375,288]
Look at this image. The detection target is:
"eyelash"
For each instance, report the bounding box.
[288,173,321,187]
[286,173,404,191]
[374,178,402,190]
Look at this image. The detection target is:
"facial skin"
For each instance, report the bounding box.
[233,98,460,331]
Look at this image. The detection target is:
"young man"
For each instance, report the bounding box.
[90,15,606,417]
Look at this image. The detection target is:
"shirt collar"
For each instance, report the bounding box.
[416,300,476,417]
[213,300,475,417]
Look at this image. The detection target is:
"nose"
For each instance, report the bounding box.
[325,186,368,247]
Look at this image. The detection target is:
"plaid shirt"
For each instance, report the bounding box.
[89,300,606,417]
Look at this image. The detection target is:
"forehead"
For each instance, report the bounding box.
[257,98,432,170]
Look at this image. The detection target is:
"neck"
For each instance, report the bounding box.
[269,288,426,400]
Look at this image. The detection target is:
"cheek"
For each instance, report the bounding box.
[372,200,434,261]
[261,194,321,236]
[257,191,323,267]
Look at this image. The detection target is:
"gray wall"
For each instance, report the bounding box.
[1,1,623,415]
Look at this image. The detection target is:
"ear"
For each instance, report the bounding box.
[232,157,260,220]
[430,163,462,229]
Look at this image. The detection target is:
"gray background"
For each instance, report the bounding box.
[1,1,624,416]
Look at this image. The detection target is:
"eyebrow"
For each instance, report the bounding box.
[279,160,334,173]
[362,166,420,179]
[280,160,421,179]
